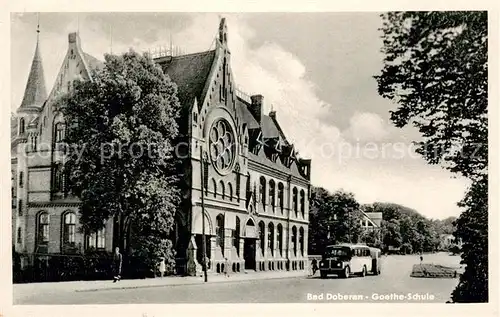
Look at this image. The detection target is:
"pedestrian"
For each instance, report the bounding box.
[224,257,230,277]
[311,259,318,276]
[112,247,122,283]
[159,257,166,278]
[420,253,423,263]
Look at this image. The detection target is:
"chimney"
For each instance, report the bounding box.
[249,94,264,123]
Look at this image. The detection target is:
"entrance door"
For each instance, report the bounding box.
[244,239,256,270]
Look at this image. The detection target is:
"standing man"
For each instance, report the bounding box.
[113,247,123,283]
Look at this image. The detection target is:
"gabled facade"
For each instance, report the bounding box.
[11,31,109,260]
[12,19,311,276]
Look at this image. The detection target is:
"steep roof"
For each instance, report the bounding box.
[261,115,280,138]
[20,41,47,109]
[158,50,216,110]
[235,97,259,129]
[83,52,104,72]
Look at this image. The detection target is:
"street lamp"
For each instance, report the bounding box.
[200,147,208,282]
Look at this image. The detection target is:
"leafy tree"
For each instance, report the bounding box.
[381,219,402,251]
[59,50,182,270]
[376,12,487,302]
[452,175,488,302]
[308,187,362,253]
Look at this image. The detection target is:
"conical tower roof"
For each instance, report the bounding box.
[20,32,47,109]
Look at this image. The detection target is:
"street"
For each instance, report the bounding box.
[14,253,461,304]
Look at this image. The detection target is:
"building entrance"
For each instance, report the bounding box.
[244,238,257,270]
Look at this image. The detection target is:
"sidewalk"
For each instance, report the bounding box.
[14,270,309,298]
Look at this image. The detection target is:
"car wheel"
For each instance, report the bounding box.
[361,265,367,277]
[320,271,327,279]
[342,266,350,278]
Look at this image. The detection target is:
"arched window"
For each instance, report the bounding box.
[300,189,305,218]
[292,187,298,217]
[299,227,305,256]
[228,183,233,201]
[267,222,274,256]
[259,221,265,254]
[37,212,50,244]
[216,214,224,250]
[292,226,297,257]
[277,183,284,214]
[211,178,217,198]
[19,118,25,134]
[277,224,283,256]
[269,180,276,212]
[54,122,65,143]
[62,212,76,246]
[219,180,225,199]
[17,227,22,244]
[259,176,266,207]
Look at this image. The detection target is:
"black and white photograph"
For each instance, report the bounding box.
[3,5,497,316]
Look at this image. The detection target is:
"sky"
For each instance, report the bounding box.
[10,12,471,220]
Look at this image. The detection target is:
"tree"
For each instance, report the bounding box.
[308,187,362,254]
[381,219,402,251]
[376,12,488,302]
[452,175,488,302]
[59,50,182,272]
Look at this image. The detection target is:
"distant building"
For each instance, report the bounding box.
[440,234,462,250]
[359,211,382,230]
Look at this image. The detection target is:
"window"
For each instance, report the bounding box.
[19,118,25,134]
[62,212,76,246]
[300,190,305,218]
[228,183,233,201]
[219,180,225,199]
[267,223,274,256]
[193,112,198,123]
[278,183,284,213]
[54,122,65,143]
[30,136,38,151]
[37,212,50,244]
[269,180,276,212]
[259,221,265,254]
[299,227,305,256]
[18,199,23,216]
[292,226,297,257]
[211,178,217,198]
[277,224,283,255]
[17,227,22,244]
[87,226,106,249]
[234,217,240,250]
[53,164,64,193]
[19,172,24,188]
[216,214,224,251]
[259,177,266,207]
[292,187,298,216]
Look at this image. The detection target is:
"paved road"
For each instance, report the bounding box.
[15,253,461,304]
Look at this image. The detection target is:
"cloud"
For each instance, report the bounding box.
[10,13,469,219]
[344,111,390,142]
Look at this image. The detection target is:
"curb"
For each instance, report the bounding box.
[76,274,308,292]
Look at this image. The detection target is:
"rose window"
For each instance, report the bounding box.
[209,119,236,173]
